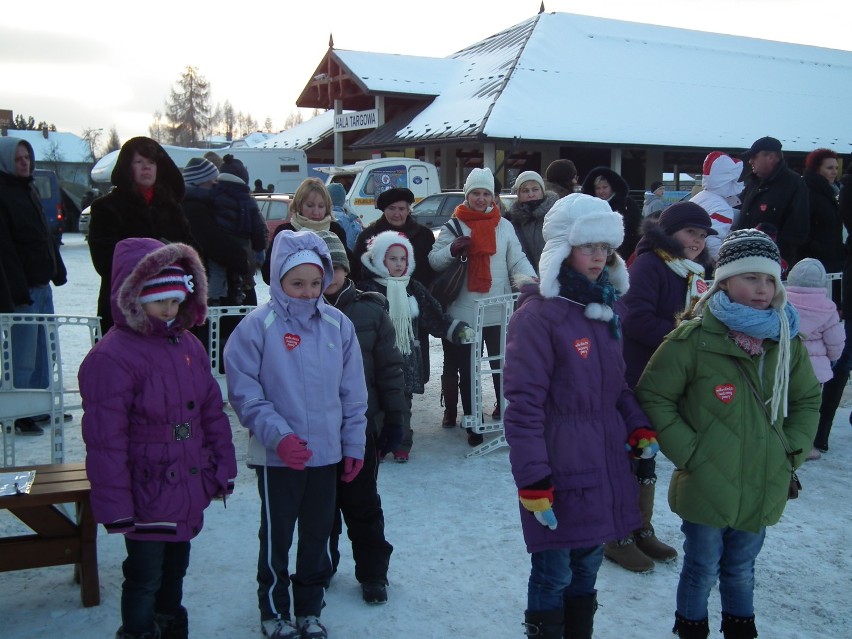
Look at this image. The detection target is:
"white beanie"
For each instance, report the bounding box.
[360,231,415,279]
[511,170,546,194]
[786,257,827,289]
[537,193,628,301]
[463,167,495,198]
[282,249,324,277]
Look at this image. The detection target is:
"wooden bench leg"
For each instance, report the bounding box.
[77,499,100,607]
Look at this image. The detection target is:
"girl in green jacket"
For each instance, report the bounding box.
[635,229,820,639]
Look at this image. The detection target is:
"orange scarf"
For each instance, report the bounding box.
[454,203,500,293]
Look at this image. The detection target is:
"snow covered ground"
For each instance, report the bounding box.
[2,234,850,638]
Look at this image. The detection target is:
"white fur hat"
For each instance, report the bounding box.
[538,193,628,299]
[464,167,495,198]
[360,230,415,278]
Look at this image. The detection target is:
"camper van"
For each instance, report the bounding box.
[316,158,440,225]
[90,145,308,194]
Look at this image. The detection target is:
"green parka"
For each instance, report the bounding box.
[635,308,819,533]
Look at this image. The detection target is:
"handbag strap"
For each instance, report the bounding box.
[444,218,468,263]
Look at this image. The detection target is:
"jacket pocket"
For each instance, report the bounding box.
[200,450,224,499]
[131,459,187,523]
[552,469,604,526]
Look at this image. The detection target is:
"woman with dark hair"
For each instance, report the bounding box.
[581,167,642,260]
[802,148,843,274]
[88,137,194,332]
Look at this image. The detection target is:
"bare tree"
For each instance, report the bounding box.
[42,140,64,174]
[81,127,104,162]
[105,126,121,154]
[222,101,236,141]
[283,110,303,130]
[263,117,274,133]
[148,110,165,143]
[164,65,212,146]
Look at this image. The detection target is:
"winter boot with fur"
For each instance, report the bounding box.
[154,606,188,639]
[634,481,678,562]
[672,612,710,639]
[440,374,459,428]
[603,535,654,573]
[720,613,758,639]
[523,609,564,638]
[563,594,597,639]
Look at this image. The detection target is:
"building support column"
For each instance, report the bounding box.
[333,99,343,166]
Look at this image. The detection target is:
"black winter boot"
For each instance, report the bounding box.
[523,609,564,638]
[154,606,188,639]
[672,612,709,638]
[720,613,758,638]
[440,374,459,428]
[563,595,597,639]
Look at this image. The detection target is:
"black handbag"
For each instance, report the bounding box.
[429,219,468,309]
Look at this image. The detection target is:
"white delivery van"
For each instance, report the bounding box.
[316,158,440,225]
[91,145,308,194]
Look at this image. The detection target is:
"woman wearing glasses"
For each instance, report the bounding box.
[503,193,653,638]
[607,202,717,574]
[428,167,535,445]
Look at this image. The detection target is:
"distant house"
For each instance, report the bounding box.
[0,128,93,186]
[285,10,852,191]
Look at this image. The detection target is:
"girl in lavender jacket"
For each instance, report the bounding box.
[503,194,655,639]
[224,230,367,639]
[79,238,237,639]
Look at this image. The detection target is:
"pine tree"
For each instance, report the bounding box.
[164,66,211,146]
[105,126,121,154]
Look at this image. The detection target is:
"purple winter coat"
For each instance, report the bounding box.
[503,286,645,552]
[619,222,711,388]
[79,238,237,541]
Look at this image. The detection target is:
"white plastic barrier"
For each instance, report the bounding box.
[205,305,255,400]
[0,313,101,466]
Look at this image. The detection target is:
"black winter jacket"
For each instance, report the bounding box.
[733,159,809,265]
[581,167,642,260]
[324,280,408,432]
[801,170,844,273]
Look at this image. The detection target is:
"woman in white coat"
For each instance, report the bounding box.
[429,168,535,445]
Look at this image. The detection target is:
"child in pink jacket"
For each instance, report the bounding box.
[785,258,844,460]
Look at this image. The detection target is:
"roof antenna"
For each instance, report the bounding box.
[539,2,545,13]
[329,33,334,48]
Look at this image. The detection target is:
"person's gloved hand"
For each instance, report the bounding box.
[518,478,558,530]
[341,456,364,483]
[377,424,403,458]
[450,236,471,257]
[452,322,475,344]
[276,434,313,470]
[626,427,659,460]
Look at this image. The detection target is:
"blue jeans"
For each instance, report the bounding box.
[528,545,604,611]
[121,538,191,636]
[11,284,54,389]
[677,520,765,620]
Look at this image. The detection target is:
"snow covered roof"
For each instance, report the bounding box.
[349,12,852,153]
[332,50,459,97]
[253,110,336,151]
[2,130,91,163]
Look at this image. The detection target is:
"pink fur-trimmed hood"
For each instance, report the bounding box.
[112,238,208,334]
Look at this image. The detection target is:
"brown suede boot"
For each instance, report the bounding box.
[603,536,654,573]
[633,481,678,562]
[440,374,459,428]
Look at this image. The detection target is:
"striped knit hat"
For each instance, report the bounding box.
[316,230,350,274]
[139,264,194,304]
[182,157,219,186]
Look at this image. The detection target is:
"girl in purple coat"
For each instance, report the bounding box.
[504,193,657,639]
[610,202,716,572]
[79,238,237,639]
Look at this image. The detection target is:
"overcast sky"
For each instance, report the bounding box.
[2,0,848,144]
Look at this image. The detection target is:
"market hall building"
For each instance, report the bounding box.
[259,9,852,192]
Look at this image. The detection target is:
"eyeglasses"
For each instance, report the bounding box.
[575,243,615,257]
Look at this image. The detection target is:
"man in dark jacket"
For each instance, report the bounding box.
[0,136,68,435]
[732,136,810,265]
[319,231,407,606]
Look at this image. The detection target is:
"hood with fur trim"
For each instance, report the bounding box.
[110,136,185,201]
[360,230,415,279]
[581,166,630,204]
[538,193,628,299]
[112,238,208,334]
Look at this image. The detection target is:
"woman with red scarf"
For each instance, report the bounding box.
[88,137,195,332]
[429,168,535,445]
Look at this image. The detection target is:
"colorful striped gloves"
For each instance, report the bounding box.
[518,477,558,530]
[626,427,659,460]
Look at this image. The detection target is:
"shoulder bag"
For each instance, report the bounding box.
[429,219,468,309]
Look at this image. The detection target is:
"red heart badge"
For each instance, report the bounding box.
[573,337,591,359]
[715,383,735,404]
[696,279,708,294]
[284,333,301,351]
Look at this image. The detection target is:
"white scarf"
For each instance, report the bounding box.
[374,275,415,356]
[657,250,707,311]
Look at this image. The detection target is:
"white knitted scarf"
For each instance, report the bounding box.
[374,275,415,356]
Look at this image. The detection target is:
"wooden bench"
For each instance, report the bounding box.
[0,462,100,606]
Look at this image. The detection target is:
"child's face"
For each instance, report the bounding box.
[324,266,348,296]
[384,245,408,277]
[281,263,324,299]
[466,188,494,212]
[568,245,608,282]
[672,226,708,261]
[719,273,776,310]
[300,191,327,221]
[142,297,181,322]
